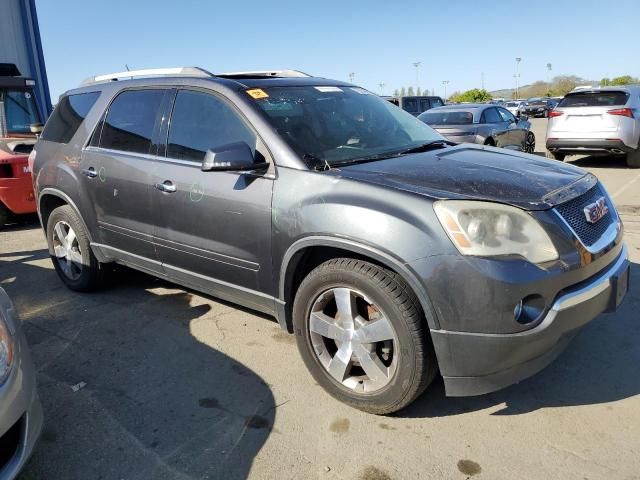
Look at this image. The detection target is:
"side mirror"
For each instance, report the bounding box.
[201,142,269,172]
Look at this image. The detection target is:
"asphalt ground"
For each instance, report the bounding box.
[1,117,639,479]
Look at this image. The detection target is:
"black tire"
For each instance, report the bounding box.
[545,150,565,161]
[46,205,105,291]
[0,203,11,228]
[626,149,640,168]
[293,258,438,415]
[484,138,495,147]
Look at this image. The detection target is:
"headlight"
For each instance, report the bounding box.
[434,201,559,264]
[0,316,14,385]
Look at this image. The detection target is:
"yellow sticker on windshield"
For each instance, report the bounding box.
[246,88,269,99]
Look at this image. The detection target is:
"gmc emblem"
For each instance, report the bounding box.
[583,197,609,224]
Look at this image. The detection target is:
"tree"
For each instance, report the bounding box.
[449,88,492,103]
[520,81,550,98]
[416,87,422,96]
[393,89,400,97]
[407,86,415,96]
[600,78,611,87]
[610,75,637,85]
[400,87,406,97]
[549,75,581,96]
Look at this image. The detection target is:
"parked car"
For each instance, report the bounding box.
[546,86,640,168]
[418,104,535,153]
[0,287,42,478]
[32,67,629,414]
[384,95,444,116]
[521,98,556,118]
[503,101,526,117]
[0,63,42,227]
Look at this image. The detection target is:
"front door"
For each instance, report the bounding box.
[151,89,274,310]
[497,107,526,150]
[80,88,168,271]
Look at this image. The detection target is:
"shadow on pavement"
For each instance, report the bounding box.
[1,248,275,480]
[401,261,640,418]
[568,155,629,169]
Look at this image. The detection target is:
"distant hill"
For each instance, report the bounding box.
[490,80,599,99]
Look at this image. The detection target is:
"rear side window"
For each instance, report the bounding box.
[167,90,256,162]
[559,91,630,108]
[41,92,100,143]
[99,89,165,154]
[419,111,473,125]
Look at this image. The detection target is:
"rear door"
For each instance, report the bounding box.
[81,88,169,272]
[552,91,630,136]
[151,88,274,308]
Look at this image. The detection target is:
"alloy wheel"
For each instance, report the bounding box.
[308,287,399,393]
[52,220,83,280]
[525,133,536,154]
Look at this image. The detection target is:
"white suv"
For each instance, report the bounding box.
[545,86,640,168]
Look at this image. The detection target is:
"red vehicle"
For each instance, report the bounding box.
[0,63,42,226]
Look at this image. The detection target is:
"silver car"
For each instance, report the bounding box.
[504,101,526,117]
[0,287,42,479]
[418,104,535,152]
[546,86,640,168]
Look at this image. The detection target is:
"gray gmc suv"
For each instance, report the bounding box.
[31,67,629,414]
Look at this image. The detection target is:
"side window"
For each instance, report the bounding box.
[167,90,257,162]
[497,108,516,123]
[99,89,165,154]
[430,98,444,108]
[482,107,502,124]
[41,92,100,143]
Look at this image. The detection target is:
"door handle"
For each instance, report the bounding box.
[155,181,176,193]
[82,167,98,178]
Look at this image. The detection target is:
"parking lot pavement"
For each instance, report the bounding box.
[1,127,638,479]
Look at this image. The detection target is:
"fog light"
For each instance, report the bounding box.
[514,295,546,325]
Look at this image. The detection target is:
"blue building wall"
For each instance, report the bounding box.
[0,0,52,118]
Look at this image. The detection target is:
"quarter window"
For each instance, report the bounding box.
[99,89,165,154]
[167,90,256,162]
[40,92,99,143]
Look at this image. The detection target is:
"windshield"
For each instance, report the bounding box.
[1,89,42,135]
[251,86,443,166]
[419,111,474,125]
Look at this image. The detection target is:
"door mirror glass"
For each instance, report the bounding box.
[201,142,268,172]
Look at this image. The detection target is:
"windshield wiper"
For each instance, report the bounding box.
[399,140,455,155]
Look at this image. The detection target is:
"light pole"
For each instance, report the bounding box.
[546,63,552,95]
[412,62,421,91]
[348,72,355,83]
[442,80,449,100]
[378,82,385,95]
[515,57,522,99]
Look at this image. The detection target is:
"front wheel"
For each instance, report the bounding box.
[293,258,437,415]
[524,132,536,154]
[46,205,105,291]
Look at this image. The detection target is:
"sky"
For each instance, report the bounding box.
[36,0,640,100]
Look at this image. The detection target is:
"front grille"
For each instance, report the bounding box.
[555,183,615,247]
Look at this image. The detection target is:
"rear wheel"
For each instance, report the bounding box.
[293,258,438,415]
[46,205,105,291]
[626,148,640,168]
[545,150,565,161]
[484,138,495,147]
[524,132,536,154]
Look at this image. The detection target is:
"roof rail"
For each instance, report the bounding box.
[80,67,213,86]
[216,70,311,78]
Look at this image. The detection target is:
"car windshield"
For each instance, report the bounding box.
[419,111,474,125]
[1,89,42,134]
[251,86,443,166]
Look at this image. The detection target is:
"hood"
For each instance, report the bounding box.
[332,144,594,210]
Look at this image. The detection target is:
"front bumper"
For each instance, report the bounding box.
[546,138,634,156]
[431,244,630,396]
[0,330,43,479]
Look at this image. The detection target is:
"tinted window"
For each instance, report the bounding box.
[559,91,630,108]
[481,108,502,123]
[41,92,99,143]
[419,111,473,125]
[497,108,516,123]
[100,89,165,154]
[402,98,418,113]
[430,98,444,108]
[167,90,256,162]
